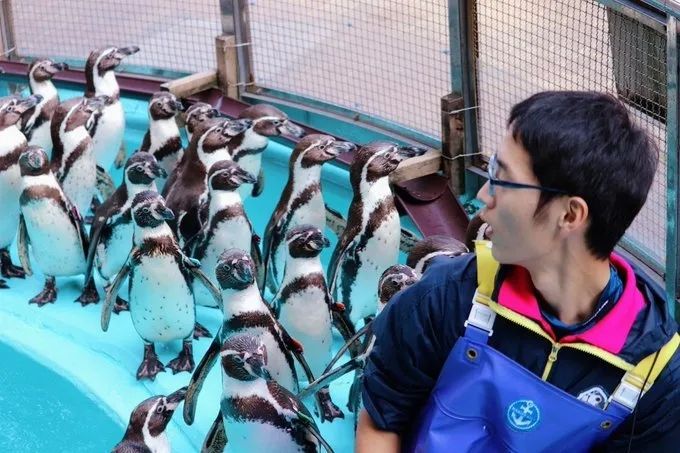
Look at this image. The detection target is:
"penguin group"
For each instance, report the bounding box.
[0,47,475,453]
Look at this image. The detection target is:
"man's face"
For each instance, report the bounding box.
[476,131,561,265]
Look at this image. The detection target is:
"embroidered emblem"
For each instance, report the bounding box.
[506,399,540,431]
[577,386,609,410]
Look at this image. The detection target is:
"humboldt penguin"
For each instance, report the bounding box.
[183,249,321,430]
[232,104,305,198]
[406,234,468,275]
[164,118,252,245]
[198,334,333,453]
[464,212,491,251]
[327,142,426,333]
[263,135,355,294]
[51,95,108,216]
[186,159,258,308]
[85,152,166,314]
[273,225,344,422]
[139,92,184,191]
[17,146,99,306]
[24,59,68,158]
[112,387,187,453]
[100,190,221,380]
[0,94,41,287]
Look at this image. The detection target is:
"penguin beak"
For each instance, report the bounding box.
[155,205,174,221]
[116,46,140,58]
[14,94,42,114]
[327,140,356,157]
[236,169,257,185]
[47,61,68,75]
[173,100,185,112]
[309,234,330,251]
[397,145,428,159]
[278,120,305,138]
[150,162,168,179]
[211,108,224,117]
[251,362,272,381]
[223,119,252,137]
[165,387,187,409]
[232,261,254,285]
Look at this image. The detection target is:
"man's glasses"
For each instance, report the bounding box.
[487,153,568,197]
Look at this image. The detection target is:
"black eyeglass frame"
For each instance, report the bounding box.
[487,153,569,197]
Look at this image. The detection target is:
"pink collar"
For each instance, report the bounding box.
[496,253,645,353]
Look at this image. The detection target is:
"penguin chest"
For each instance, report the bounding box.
[0,164,21,246]
[93,101,125,170]
[221,413,307,453]
[129,255,195,342]
[278,286,332,376]
[22,198,86,276]
[96,219,133,280]
[61,148,97,215]
[28,122,52,157]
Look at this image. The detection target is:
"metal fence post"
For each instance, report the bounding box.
[0,0,16,60]
[665,15,679,319]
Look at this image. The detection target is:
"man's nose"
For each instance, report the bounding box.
[477,181,495,209]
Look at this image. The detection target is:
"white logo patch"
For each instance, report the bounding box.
[577,386,609,409]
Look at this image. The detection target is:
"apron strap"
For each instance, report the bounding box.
[610,333,680,411]
[474,240,500,298]
[464,240,501,341]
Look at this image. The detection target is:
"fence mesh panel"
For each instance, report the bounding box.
[8,0,221,74]
[246,0,451,140]
[474,0,668,267]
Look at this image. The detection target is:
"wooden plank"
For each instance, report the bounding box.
[389,150,442,184]
[160,70,217,98]
[441,93,465,195]
[215,34,239,99]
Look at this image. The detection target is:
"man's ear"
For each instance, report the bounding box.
[559,196,589,233]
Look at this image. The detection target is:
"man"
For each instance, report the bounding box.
[357,91,680,452]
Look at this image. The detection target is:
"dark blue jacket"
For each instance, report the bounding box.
[363,254,680,452]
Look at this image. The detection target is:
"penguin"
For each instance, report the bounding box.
[85,152,166,314]
[100,190,221,380]
[183,102,220,143]
[138,92,184,191]
[183,249,321,433]
[232,104,306,198]
[51,95,109,216]
[201,334,333,453]
[24,59,68,158]
[186,159,258,308]
[327,142,426,333]
[51,46,139,175]
[263,135,355,294]
[273,224,344,422]
[17,146,99,306]
[163,118,252,245]
[464,212,491,251]
[112,387,187,453]
[0,94,41,287]
[405,235,468,275]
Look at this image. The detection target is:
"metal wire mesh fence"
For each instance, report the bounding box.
[246,0,451,140]
[7,0,221,74]
[473,0,668,269]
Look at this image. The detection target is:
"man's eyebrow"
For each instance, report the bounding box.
[496,156,509,173]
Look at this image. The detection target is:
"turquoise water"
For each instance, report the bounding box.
[0,76,421,452]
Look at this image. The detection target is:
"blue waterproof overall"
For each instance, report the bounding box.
[408,240,679,453]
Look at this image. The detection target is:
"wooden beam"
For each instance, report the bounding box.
[215,34,239,99]
[441,93,466,195]
[160,70,217,98]
[389,150,442,184]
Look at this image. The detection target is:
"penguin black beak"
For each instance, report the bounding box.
[15,94,42,113]
[251,362,272,381]
[397,145,428,159]
[223,119,252,136]
[233,261,254,285]
[165,387,187,407]
[117,46,140,57]
[278,120,305,138]
[212,108,224,118]
[150,162,168,179]
[173,100,185,112]
[327,140,357,157]
[237,169,257,185]
[158,205,174,221]
[53,62,69,71]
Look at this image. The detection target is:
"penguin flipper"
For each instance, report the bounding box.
[296,411,334,453]
[201,411,227,453]
[324,203,346,238]
[85,213,111,283]
[101,260,132,331]
[181,255,223,311]
[17,215,32,277]
[323,321,371,378]
[96,165,116,200]
[251,168,264,197]
[250,232,265,291]
[185,332,222,425]
[114,142,127,169]
[262,210,283,296]
[399,226,420,254]
[277,321,316,383]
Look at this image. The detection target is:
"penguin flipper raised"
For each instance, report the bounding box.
[201,411,227,453]
[324,203,346,238]
[17,215,32,277]
[184,331,222,425]
[181,254,223,311]
[101,261,131,331]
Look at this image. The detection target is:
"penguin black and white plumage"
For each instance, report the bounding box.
[263,135,355,294]
[25,59,68,158]
[406,235,468,275]
[139,92,184,191]
[183,102,220,143]
[187,159,257,308]
[101,190,214,380]
[164,118,252,245]
[464,213,491,251]
[273,225,345,422]
[112,387,187,453]
[0,94,41,287]
[208,334,332,453]
[51,95,108,216]
[17,146,99,306]
[327,142,425,332]
[51,46,139,173]
[85,152,166,314]
[233,104,305,198]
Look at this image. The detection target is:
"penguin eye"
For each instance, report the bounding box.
[142,207,150,214]
[215,127,223,134]
[233,355,244,364]
[155,405,164,414]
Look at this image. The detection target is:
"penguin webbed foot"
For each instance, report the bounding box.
[29,277,57,306]
[167,340,195,374]
[315,388,345,423]
[112,296,130,314]
[0,278,8,289]
[0,249,26,279]
[75,278,100,306]
[193,321,212,339]
[137,344,166,380]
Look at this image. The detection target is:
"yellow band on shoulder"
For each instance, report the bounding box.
[474,240,500,298]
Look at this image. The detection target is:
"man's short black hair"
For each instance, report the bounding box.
[508,91,658,259]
